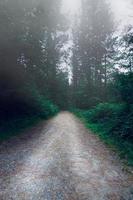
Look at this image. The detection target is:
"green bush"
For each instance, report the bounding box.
[0,84,59,141]
[20,84,59,119]
[114,72,133,105]
[74,102,133,141]
[84,103,125,122]
[74,103,133,166]
[116,106,133,140]
[36,98,59,119]
[83,103,133,141]
[0,116,41,140]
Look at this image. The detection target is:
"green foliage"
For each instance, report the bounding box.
[35,98,59,119]
[0,0,66,140]
[0,94,58,141]
[71,0,114,109]
[23,84,59,118]
[114,73,133,104]
[0,116,41,141]
[0,82,59,141]
[87,123,133,166]
[82,103,133,140]
[86,103,125,123]
[74,106,133,166]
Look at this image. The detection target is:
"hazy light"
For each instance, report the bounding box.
[109,0,133,27]
[62,0,81,15]
[62,0,133,28]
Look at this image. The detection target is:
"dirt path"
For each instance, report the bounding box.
[0,112,133,200]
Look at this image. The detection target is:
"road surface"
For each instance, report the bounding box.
[0,112,133,200]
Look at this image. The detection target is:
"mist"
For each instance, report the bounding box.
[110,0,133,28]
[0,1,133,199]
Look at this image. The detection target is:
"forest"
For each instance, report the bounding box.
[0,0,133,165]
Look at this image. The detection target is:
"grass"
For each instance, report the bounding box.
[74,110,133,167]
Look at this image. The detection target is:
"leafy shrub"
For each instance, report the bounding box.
[74,103,133,165]
[114,73,133,105]
[86,103,125,123]
[115,106,133,140]
[0,84,59,141]
[0,116,40,140]
[35,98,59,119]
[18,84,59,119]
[76,103,133,141]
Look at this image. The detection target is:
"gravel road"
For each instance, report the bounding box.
[0,112,133,200]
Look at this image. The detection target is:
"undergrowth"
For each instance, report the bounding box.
[74,104,133,167]
[0,96,59,141]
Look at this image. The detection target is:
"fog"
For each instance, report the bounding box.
[62,0,133,29]
[110,0,133,28]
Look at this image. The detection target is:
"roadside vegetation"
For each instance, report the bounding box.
[74,103,133,166]
[70,3,133,166]
[73,71,133,166]
[0,0,67,141]
[0,0,133,165]
[0,85,59,140]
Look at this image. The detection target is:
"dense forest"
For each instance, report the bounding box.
[0,0,133,164]
[0,0,69,139]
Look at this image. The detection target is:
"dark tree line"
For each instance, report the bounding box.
[71,0,115,108]
[71,0,133,149]
[0,0,133,124]
[71,0,133,111]
[0,0,69,121]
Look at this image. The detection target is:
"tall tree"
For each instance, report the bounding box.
[71,0,114,108]
[0,0,69,119]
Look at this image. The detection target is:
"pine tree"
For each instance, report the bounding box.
[71,0,114,108]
